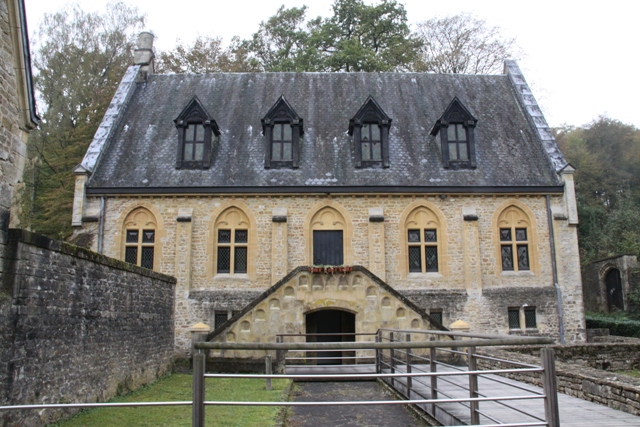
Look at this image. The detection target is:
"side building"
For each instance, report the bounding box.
[0,0,38,283]
[72,33,585,355]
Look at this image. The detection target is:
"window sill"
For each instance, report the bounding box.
[406,272,443,279]
[500,270,535,277]
[213,273,250,280]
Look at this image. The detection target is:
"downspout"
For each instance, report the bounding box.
[97,196,105,254]
[546,195,565,344]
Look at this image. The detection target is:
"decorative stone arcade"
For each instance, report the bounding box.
[205,266,442,363]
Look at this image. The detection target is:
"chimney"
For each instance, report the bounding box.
[134,32,155,82]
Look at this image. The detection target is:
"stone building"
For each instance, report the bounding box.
[582,254,639,314]
[0,0,38,288]
[72,33,586,355]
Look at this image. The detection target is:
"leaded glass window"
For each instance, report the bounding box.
[508,308,520,330]
[124,228,155,270]
[216,228,248,274]
[407,228,438,273]
[500,227,529,272]
[524,307,536,329]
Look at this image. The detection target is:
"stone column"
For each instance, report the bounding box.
[271,207,288,284]
[368,207,385,280]
[462,207,482,294]
[175,208,193,289]
[189,322,211,356]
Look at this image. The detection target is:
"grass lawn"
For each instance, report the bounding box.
[618,370,640,378]
[51,374,291,427]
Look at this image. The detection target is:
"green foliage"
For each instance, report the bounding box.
[585,312,640,338]
[52,374,291,427]
[18,2,145,239]
[557,117,640,264]
[239,0,419,72]
[155,36,261,74]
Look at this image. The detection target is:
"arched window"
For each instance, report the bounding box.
[123,208,158,270]
[214,207,250,274]
[405,207,441,273]
[497,206,532,272]
[310,207,347,266]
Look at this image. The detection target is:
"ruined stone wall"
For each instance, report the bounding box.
[79,193,585,353]
[582,255,639,313]
[0,229,176,427]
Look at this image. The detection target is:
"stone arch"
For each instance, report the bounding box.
[112,202,166,271]
[207,201,258,279]
[492,200,540,275]
[304,201,353,266]
[398,201,449,277]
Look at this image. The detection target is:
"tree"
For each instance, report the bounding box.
[556,117,640,263]
[412,13,518,74]
[242,0,419,72]
[17,2,146,239]
[319,0,419,72]
[155,36,261,74]
[243,5,319,72]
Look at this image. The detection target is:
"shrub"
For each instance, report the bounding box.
[586,312,640,338]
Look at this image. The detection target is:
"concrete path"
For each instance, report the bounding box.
[287,381,429,427]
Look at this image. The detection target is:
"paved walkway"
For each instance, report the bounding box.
[387,364,640,427]
[287,381,429,427]
[285,364,640,426]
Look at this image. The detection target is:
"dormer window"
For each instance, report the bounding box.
[271,123,293,162]
[174,96,220,169]
[184,124,205,161]
[361,123,382,161]
[349,96,391,168]
[262,96,303,169]
[431,97,477,169]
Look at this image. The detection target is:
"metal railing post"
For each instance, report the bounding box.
[376,330,381,374]
[276,335,284,373]
[468,345,479,425]
[430,336,438,415]
[192,350,205,427]
[541,347,560,427]
[265,355,272,391]
[405,333,412,398]
[389,332,395,388]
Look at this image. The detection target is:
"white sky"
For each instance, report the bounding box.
[24,0,640,128]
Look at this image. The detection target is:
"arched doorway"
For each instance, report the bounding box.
[606,268,624,311]
[305,310,355,365]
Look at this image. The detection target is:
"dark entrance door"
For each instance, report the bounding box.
[606,268,624,311]
[305,310,355,365]
[313,230,343,266]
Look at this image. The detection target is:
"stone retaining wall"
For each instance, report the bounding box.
[478,345,640,416]
[0,229,177,427]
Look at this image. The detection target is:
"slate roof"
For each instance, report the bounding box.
[86,71,566,193]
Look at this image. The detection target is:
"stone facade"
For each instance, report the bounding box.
[76,192,586,354]
[0,0,38,290]
[0,229,176,427]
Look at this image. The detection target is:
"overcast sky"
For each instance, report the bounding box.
[24,0,640,128]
